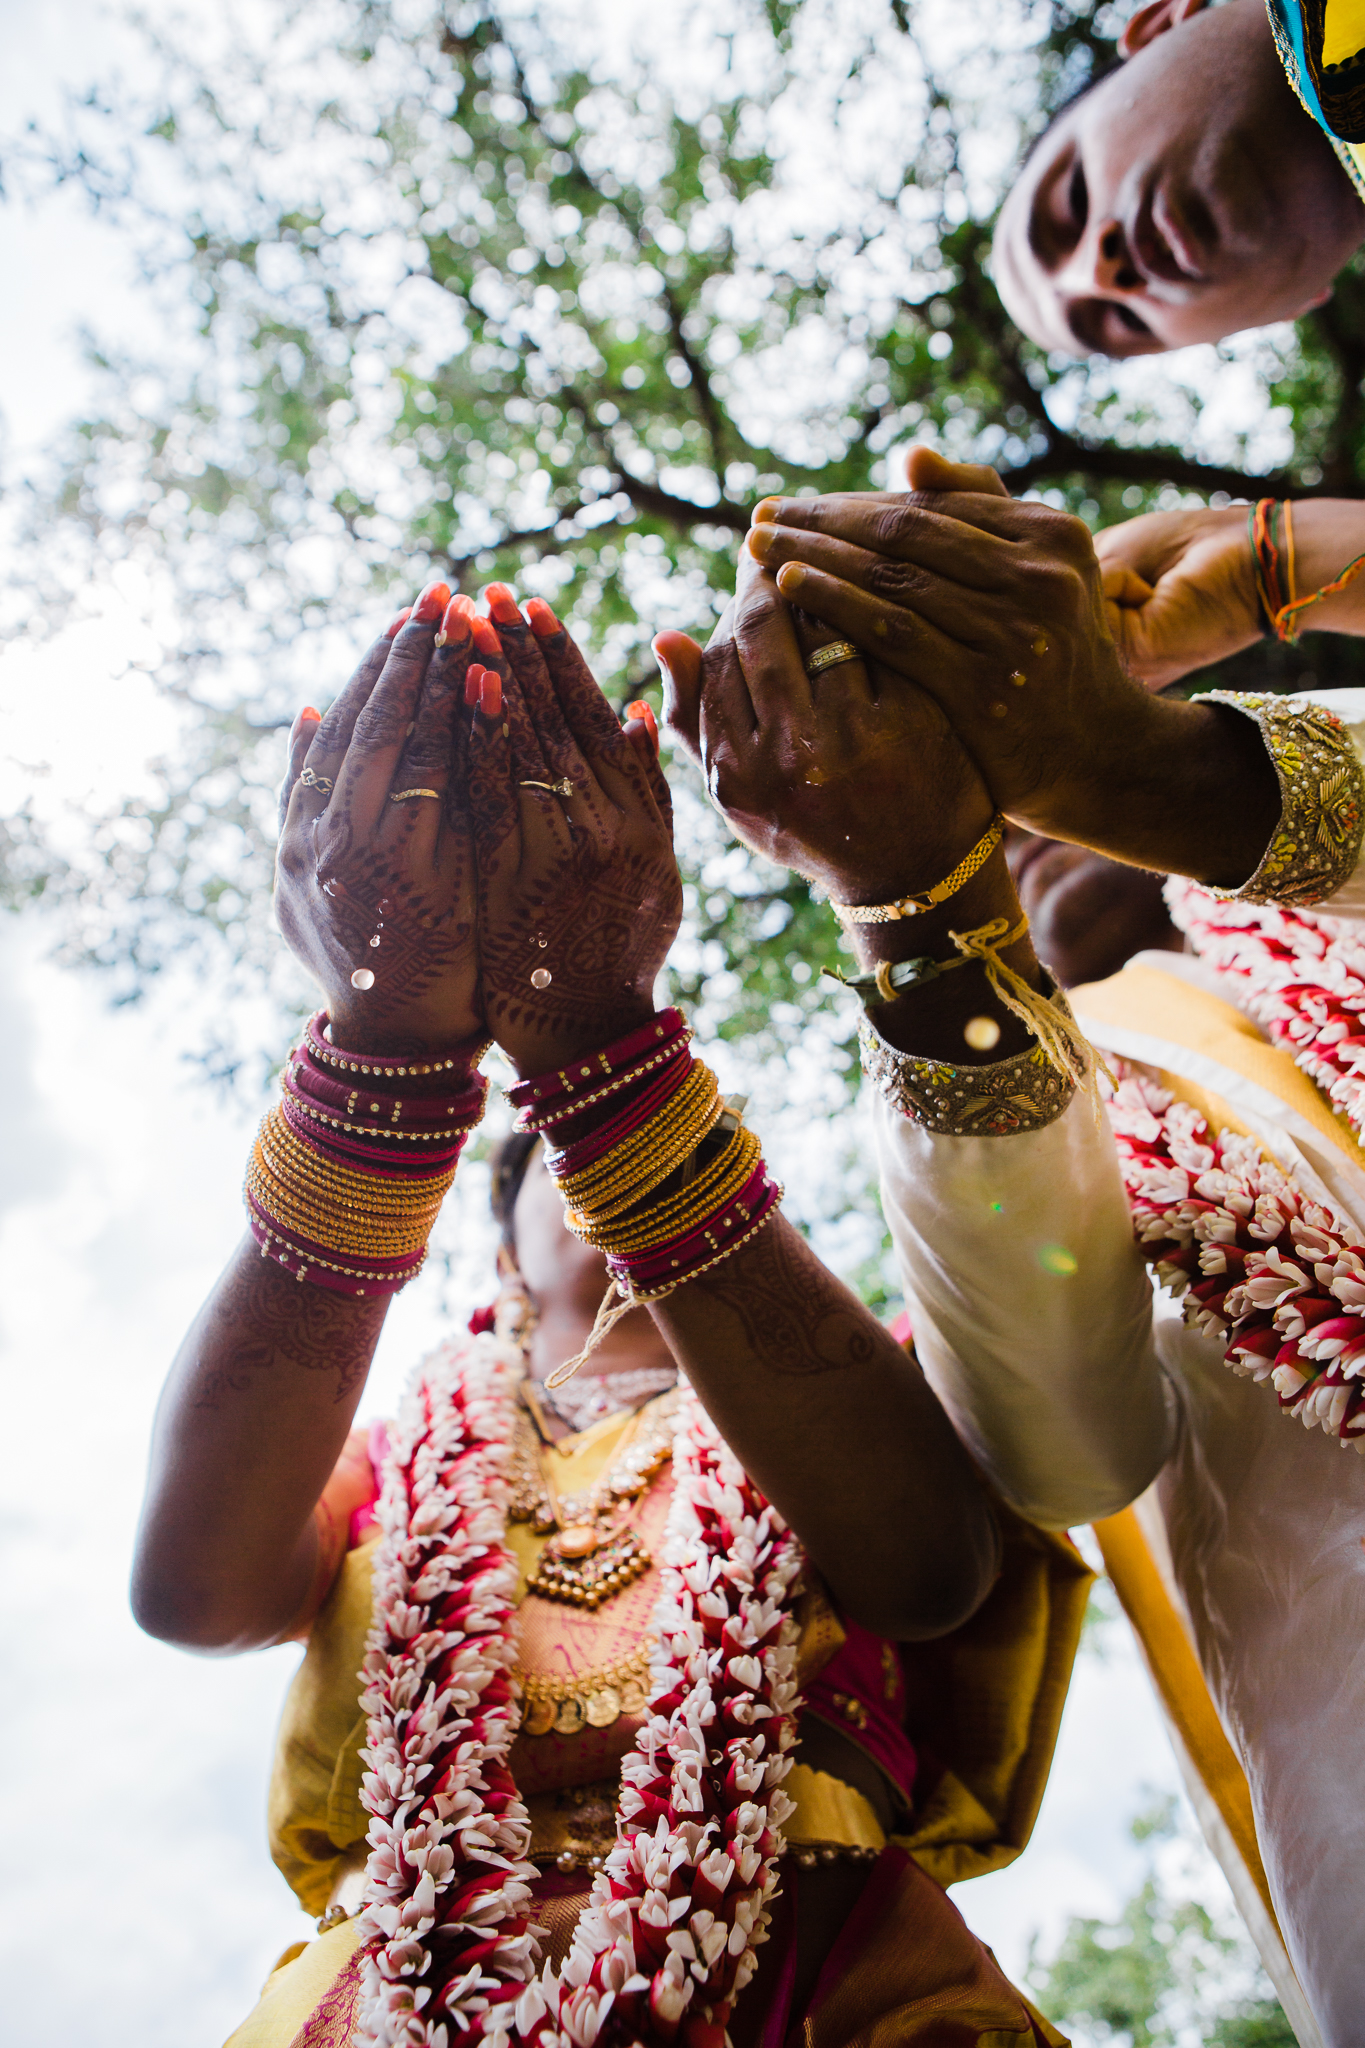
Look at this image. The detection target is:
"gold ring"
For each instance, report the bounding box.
[805,641,859,678]
[299,767,333,794]
[389,787,442,802]
[519,778,574,798]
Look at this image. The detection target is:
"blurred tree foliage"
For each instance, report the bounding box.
[4,0,1365,1095]
[1028,1796,1295,2046]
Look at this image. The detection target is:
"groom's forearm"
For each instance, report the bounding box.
[842,846,1045,1062]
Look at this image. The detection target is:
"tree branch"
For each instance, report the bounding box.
[1000,432,1324,502]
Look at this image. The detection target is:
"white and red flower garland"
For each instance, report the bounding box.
[1108,1070,1365,1449]
[1167,878,1365,1142]
[354,1331,802,2048]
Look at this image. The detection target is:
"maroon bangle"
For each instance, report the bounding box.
[542,1048,695,1179]
[508,1010,689,1117]
[303,1011,487,1081]
[244,1193,428,1297]
[277,1094,468,1179]
[283,1058,485,1148]
[605,1163,783,1298]
[288,1041,486,1121]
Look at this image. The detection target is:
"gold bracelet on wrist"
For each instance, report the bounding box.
[829,813,1004,926]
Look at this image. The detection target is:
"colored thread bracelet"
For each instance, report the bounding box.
[822,951,973,1005]
[828,814,1004,925]
[1250,497,1365,645]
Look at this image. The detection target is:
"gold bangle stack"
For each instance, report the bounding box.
[553,1062,724,1222]
[248,1105,455,1259]
[565,1122,763,1255]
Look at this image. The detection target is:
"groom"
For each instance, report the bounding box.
[654,464,1365,2043]
[992,0,1364,355]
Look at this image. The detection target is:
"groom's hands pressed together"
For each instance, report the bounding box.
[743,449,1281,896]
[654,540,1049,1065]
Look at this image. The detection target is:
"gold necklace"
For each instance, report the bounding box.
[510,1387,678,1610]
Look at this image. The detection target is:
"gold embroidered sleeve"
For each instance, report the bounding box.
[1202,690,1365,907]
[859,986,1079,1136]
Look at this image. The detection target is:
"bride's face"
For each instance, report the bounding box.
[510,1143,613,1314]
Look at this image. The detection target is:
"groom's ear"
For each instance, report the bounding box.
[1119,0,1210,59]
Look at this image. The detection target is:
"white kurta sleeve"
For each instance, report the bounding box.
[866,1028,1175,1528]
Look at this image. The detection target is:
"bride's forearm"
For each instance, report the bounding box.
[648,1213,1001,1641]
[131,1234,388,1653]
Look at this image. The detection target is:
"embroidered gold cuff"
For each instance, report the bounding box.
[1203,690,1365,908]
[860,985,1079,1136]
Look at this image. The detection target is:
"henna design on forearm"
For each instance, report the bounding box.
[670,1215,885,1378]
[192,1241,387,1409]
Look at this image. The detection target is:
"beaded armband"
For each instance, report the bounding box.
[859,982,1080,1136]
[1203,691,1365,909]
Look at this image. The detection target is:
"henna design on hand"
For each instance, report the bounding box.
[466,610,682,1069]
[275,611,483,1053]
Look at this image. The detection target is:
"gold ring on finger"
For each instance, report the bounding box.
[519,777,574,798]
[804,640,859,678]
[299,767,334,794]
[389,787,442,802]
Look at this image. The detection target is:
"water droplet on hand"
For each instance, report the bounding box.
[369,934,382,948]
[351,968,375,991]
[531,967,552,989]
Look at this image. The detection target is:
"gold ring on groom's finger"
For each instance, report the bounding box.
[519,777,574,798]
[389,787,442,802]
[805,640,860,678]
[299,767,334,794]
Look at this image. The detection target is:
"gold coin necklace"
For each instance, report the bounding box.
[510,1386,678,1614]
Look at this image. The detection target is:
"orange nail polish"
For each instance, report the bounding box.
[439,598,471,645]
[484,584,523,625]
[385,606,413,638]
[451,593,477,619]
[414,581,452,623]
[471,615,503,657]
[481,669,502,718]
[301,705,320,722]
[625,700,659,750]
[464,664,483,709]
[526,599,562,637]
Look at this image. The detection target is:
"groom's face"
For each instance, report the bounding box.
[993,14,1342,356]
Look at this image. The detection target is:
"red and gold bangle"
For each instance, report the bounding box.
[243,1018,484,1297]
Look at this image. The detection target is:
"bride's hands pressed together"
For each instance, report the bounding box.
[274,582,489,1055]
[463,587,682,1073]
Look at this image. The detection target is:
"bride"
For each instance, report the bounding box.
[131,578,1082,2047]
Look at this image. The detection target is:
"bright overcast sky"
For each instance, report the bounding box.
[0,2,1236,2041]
